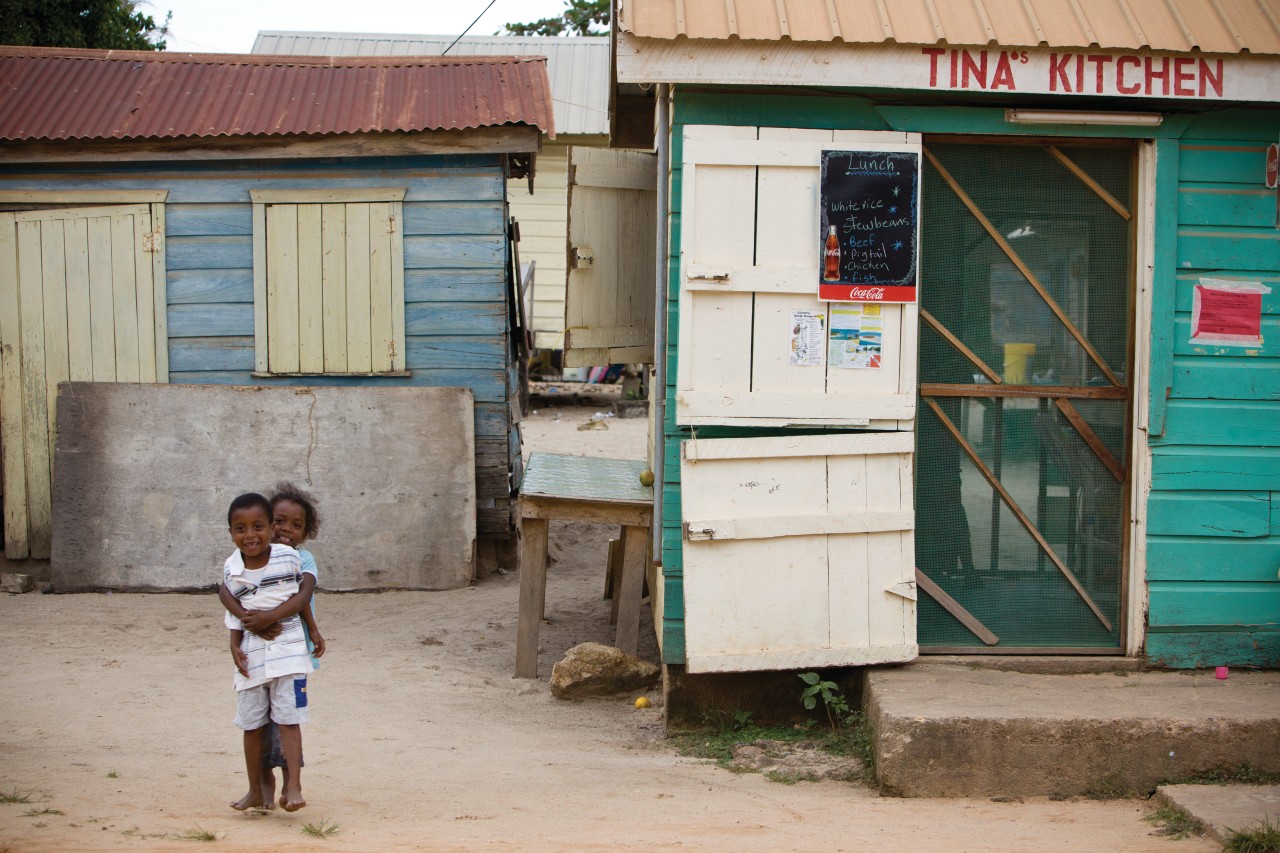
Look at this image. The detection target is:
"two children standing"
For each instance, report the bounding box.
[220,485,325,812]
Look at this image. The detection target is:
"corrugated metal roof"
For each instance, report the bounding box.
[253,32,609,136]
[0,46,555,143]
[619,0,1280,54]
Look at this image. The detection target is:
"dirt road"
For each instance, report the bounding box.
[0,406,1211,851]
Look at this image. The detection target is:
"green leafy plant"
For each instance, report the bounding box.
[0,787,33,804]
[106,771,118,779]
[1144,803,1205,839]
[22,808,63,817]
[1225,817,1280,853]
[798,672,851,730]
[302,817,342,838]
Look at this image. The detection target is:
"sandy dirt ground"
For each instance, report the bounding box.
[0,405,1213,852]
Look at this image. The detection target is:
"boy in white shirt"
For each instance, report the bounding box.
[222,492,312,812]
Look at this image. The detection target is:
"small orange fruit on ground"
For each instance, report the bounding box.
[635,696,652,709]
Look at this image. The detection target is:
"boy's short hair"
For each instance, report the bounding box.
[271,482,321,540]
[227,492,272,525]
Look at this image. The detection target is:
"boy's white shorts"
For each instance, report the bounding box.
[234,674,310,730]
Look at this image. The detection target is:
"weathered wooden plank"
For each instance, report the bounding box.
[1146,631,1280,669]
[132,210,158,382]
[164,203,252,236]
[166,366,508,402]
[110,213,141,381]
[403,270,505,303]
[320,203,348,373]
[1149,138,1179,438]
[148,203,168,381]
[405,303,507,337]
[1147,491,1270,538]
[265,204,300,373]
[0,213,30,557]
[165,235,252,270]
[39,219,71,464]
[296,204,324,373]
[1170,356,1280,400]
[403,235,505,270]
[1146,536,1280,582]
[252,188,406,204]
[1178,187,1275,228]
[1179,143,1265,185]
[345,203,373,373]
[1181,110,1280,141]
[16,220,51,558]
[1158,400,1280,446]
[402,202,505,236]
[1175,274,1280,313]
[368,202,395,373]
[1177,229,1280,271]
[51,382,476,591]
[390,203,406,373]
[167,337,255,372]
[62,218,92,382]
[85,216,116,381]
[1152,446,1280,491]
[167,303,253,338]
[166,268,253,305]
[1148,581,1280,627]
[404,336,506,369]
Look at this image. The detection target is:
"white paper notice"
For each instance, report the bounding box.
[828,303,883,369]
[790,309,826,366]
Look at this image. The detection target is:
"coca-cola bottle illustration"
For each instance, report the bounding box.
[823,225,840,282]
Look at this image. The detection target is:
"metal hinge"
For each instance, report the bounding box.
[387,214,397,234]
[683,521,716,541]
[570,245,594,269]
[142,230,163,253]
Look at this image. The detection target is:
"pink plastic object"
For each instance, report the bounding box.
[1215,666,1229,680]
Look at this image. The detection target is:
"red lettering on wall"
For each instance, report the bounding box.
[1173,57,1195,96]
[1145,56,1170,95]
[1074,54,1085,92]
[1049,53,1072,92]
[1200,58,1224,97]
[991,52,1016,90]
[1087,55,1112,94]
[960,50,988,88]
[922,47,945,87]
[949,50,958,87]
[1117,56,1141,94]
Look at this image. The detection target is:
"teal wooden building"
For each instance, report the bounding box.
[0,47,554,567]
[586,0,1280,673]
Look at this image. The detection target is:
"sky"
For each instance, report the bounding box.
[145,0,580,53]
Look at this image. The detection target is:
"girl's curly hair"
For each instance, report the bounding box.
[269,482,321,540]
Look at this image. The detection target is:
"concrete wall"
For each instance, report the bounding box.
[50,382,476,591]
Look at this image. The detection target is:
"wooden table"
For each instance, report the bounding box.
[516,452,653,678]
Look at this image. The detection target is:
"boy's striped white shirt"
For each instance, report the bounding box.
[224,544,313,690]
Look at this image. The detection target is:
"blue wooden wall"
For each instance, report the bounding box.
[1146,110,1280,668]
[663,92,1280,668]
[0,154,516,536]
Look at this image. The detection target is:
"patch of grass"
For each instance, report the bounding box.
[1224,817,1280,853]
[172,826,219,842]
[21,808,63,818]
[1084,772,1133,800]
[106,772,118,779]
[1145,803,1205,840]
[672,723,813,767]
[301,817,342,838]
[1172,766,1280,786]
[670,713,876,784]
[0,788,33,804]
[765,769,818,785]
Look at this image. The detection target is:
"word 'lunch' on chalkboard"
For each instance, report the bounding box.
[819,149,920,303]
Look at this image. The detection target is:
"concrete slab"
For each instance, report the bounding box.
[1157,784,1280,844]
[866,662,1280,798]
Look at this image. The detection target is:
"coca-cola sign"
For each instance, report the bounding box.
[818,147,920,304]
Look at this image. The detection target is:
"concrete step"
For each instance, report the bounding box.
[864,661,1280,798]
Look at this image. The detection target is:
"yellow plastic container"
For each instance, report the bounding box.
[1003,343,1036,384]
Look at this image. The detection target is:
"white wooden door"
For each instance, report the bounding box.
[680,432,917,672]
[0,204,166,558]
[677,126,920,428]
[563,146,657,367]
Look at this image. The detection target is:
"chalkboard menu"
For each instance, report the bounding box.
[818,149,920,303]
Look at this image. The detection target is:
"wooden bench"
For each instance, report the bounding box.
[515,452,653,678]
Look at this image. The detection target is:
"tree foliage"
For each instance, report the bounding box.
[504,0,608,36]
[0,0,168,50]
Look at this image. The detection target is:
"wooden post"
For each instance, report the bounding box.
[515,516,549,678]
[614,524,648,655]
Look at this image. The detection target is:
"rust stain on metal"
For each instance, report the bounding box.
[0,46,555,143]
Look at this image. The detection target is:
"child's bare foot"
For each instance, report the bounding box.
[259,771,277,810]
[230,789,267,811]
[280,790,307,812]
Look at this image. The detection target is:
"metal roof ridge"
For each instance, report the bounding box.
[0,45,548,67]
[256,29,608,43]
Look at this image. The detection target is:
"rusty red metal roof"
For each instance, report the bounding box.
[0,46,555,143]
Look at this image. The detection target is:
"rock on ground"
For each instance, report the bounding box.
[550,641,660,699]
